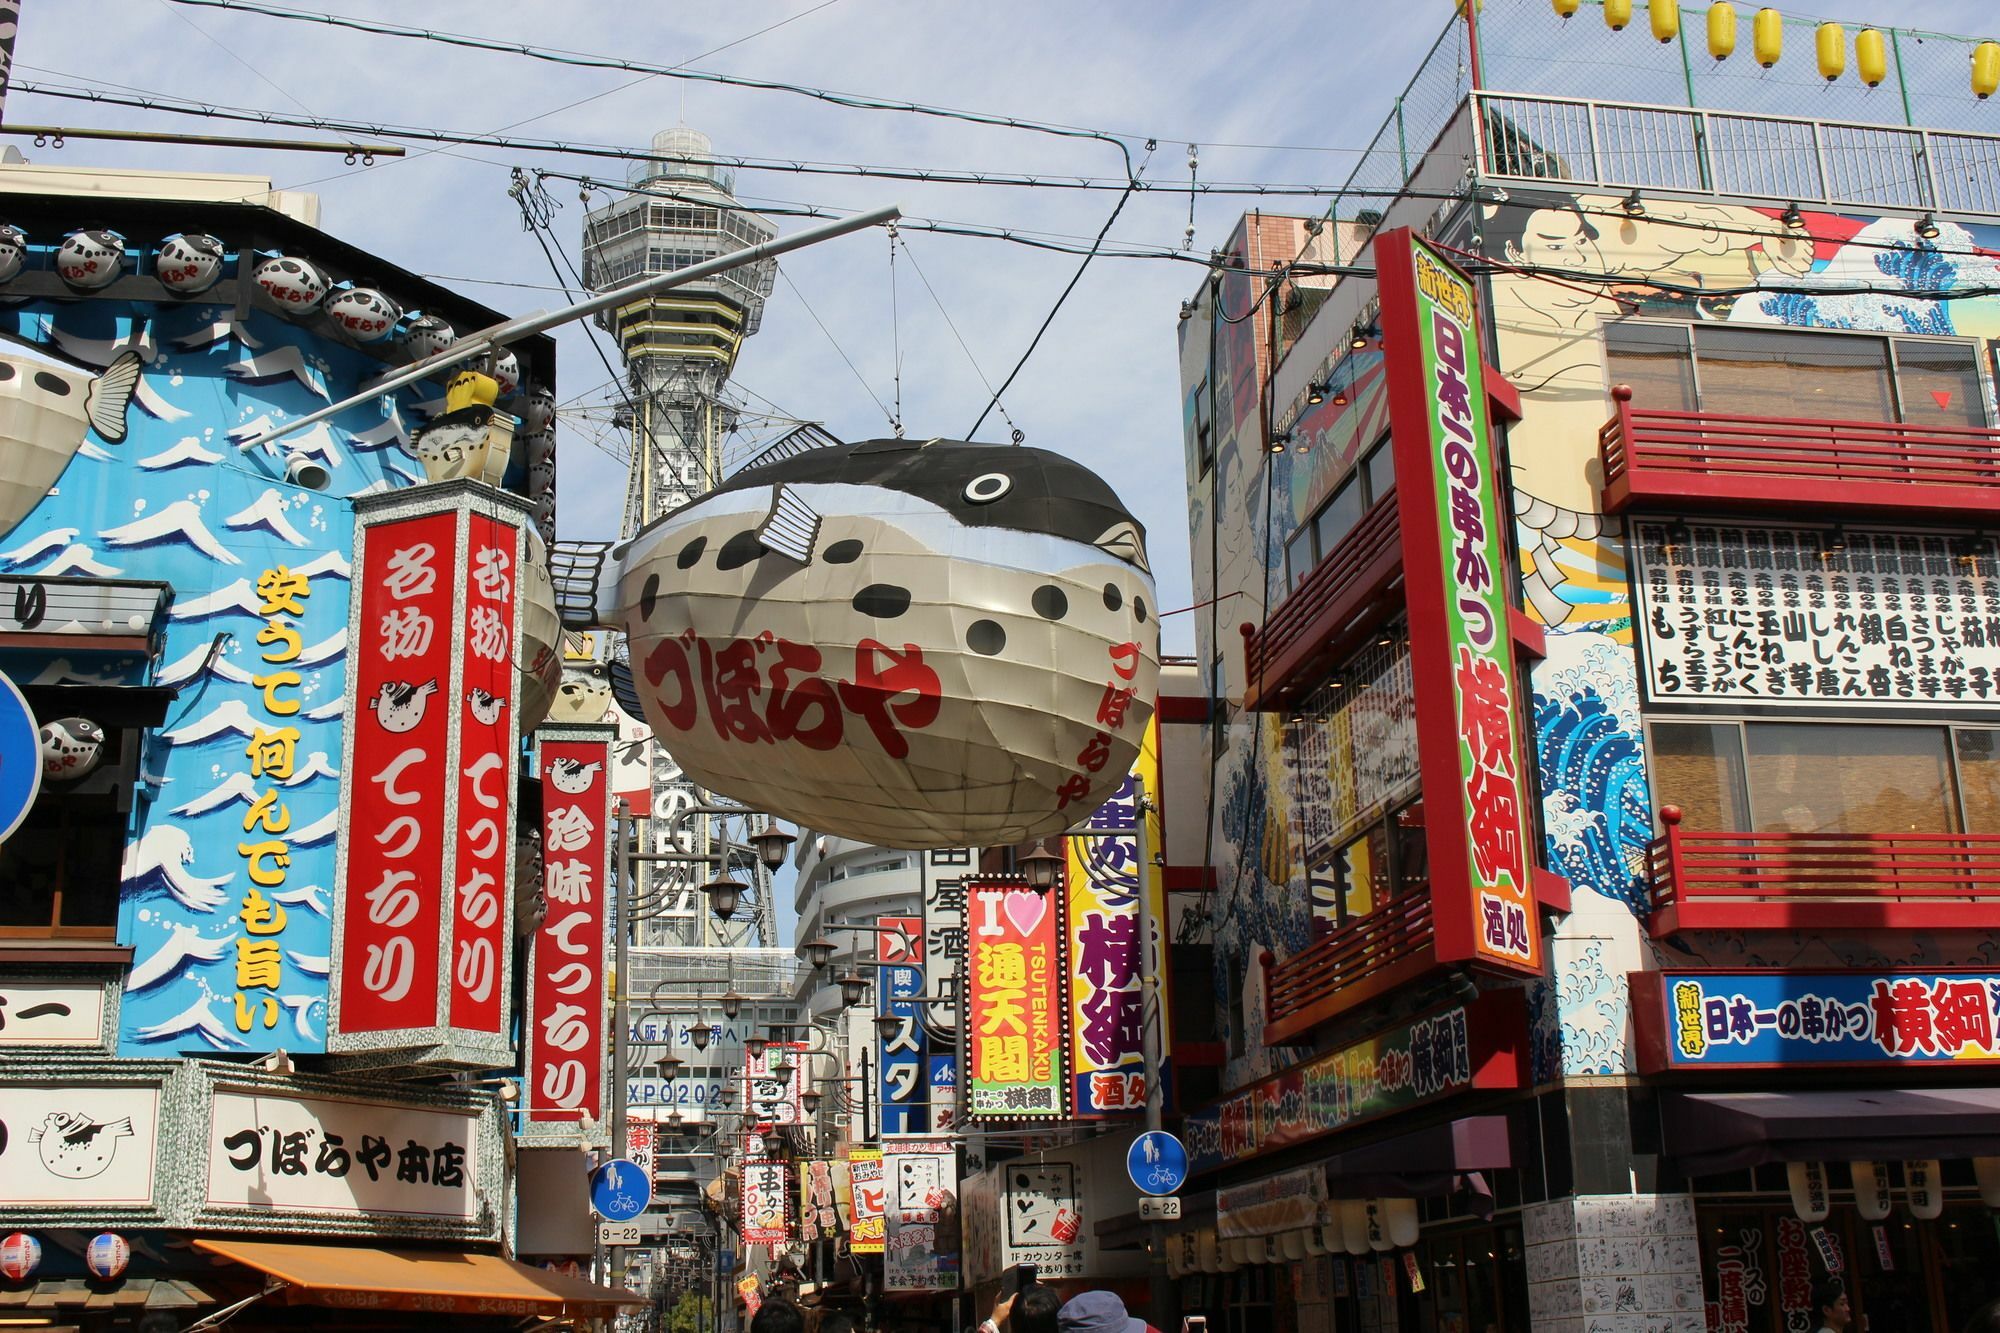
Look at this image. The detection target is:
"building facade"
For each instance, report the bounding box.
[1173,7,2000,1333]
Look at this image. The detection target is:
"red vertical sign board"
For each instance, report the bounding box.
[526,731,613,1125]
[334,510,459,1033]
[1375,227,1541,975]
[450,512,521,1034]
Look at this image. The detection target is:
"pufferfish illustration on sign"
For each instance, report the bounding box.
[595,437,1160,849]
[0,339,141,542]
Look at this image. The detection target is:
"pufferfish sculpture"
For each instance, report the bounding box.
[592,436,1159,849]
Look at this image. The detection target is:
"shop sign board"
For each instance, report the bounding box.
[1218,1165,1329,1238]
[1631,521,2000,712]
[798,1158,848,1243]
[849,1147,886,1253]
[205,1089,480,1220]
[744,1042,805,1130]
[885,1136,960,1292]
[966,876,1066,1119]
[327,485,528,1062]
[1181,991,1525,1175]
[922,851,969,1032]
[961,1159,1085,1282]
[1376,228,1538,975]
[878,914,927,1134]
[741,1160,788,1246]
[1064,716,1169,1117]
[1633,970,2000,1072]
[0,979,104,1047]
[521,726,614,1133]
[0,1081,159,1207]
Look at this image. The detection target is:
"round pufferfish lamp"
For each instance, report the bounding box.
[601,437,1160,848]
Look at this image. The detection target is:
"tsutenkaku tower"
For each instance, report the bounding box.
[582,128,780,947]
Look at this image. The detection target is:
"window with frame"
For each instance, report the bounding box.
[1283,433,1397,590]
[1648,718,2000,835]
[0,788,124,937]
[1604,322,1987,428]
[1312,796,1427,933]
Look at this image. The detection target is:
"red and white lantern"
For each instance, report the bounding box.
[0,1233,39,1281]
[327,482,529,1065]
[85,1234,129,1281]
[521,723,614,1134]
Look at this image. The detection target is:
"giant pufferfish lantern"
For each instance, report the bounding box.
[594,437,1159,849]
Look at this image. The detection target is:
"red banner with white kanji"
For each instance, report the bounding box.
[525,729,613,1124]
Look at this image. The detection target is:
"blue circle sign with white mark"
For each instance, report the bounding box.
[0,668,41,844]
[1127,1131,1188,1196]
[591,1158,652,1221]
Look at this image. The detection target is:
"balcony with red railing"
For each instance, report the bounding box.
[1598,385,2000,520]
[1646,805,2000,935]
[1241,495,1403,714]
[1262,892,1439,1044]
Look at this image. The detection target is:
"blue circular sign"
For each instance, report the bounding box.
[1127,1131,1188,1196]
[0,669,41,844]
[591,1158,653,1221]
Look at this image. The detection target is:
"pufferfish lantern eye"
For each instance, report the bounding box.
[964,472,1012,505]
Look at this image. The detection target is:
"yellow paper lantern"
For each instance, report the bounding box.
[1707,3,1737,59]
[1604,0,1632,31]
[1552,0,1581,14]
[1975,41,2000,100]
[1649,0,1679,43]
[1855,29,1887,88]
[1753,8,1783,67]
[1816,23,1846,81]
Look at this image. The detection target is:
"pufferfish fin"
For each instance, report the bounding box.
[85,350,143,444]
[755,484,822,564]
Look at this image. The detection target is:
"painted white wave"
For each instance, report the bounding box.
[295,629,346,666]
[285,951,330,977]
[281,751,340,785]
[50,322,156,367]
[100,500,241,566]
[350,479,395,498]
[135,994,247,1050]
[138,437,223,470]
[284,422,344,472]
[170,578,261,620]
[282,994,318,1042]
[170,771,258,816]
[224,489,309,546]
[292,550,352,581]
[348,407,409,451]
[291,810,338,845]
[0,527,77,565]
[225,347,329,400]
[302,698,343,721]
[175,316,261,351]
[35,544,122,577]
[135,379,192,423]
[120,825,232,912]
[127,922,233,991]
[157,642,253,688]
[26,657,128,686]
[78,441,113,463]
[271,883,329,917]
[162,698,262,744]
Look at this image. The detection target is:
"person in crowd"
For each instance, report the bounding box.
[818,1312,860,1333]
[980,1283,1061,1333]
[1059,1290,1154,1333]
[1960,1297,2000,1333]
[754,1297,808,1333]
[1813,1280,1852,1333]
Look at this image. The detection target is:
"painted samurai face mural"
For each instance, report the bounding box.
[604,437,1161,848]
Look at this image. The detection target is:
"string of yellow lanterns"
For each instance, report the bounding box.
[1542,0,2000,97]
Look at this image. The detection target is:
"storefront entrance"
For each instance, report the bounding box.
[1697,1200,2000,1333]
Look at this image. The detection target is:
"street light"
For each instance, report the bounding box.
[1018,843,1063,891]
[721,990,743,1020]
[655,1053,684,1079]
[801,1090,822,1114]
[745,1036,769,1060]
[702,878,745,922]
[691,1024,713,1052]
[749,824,797,870]
[770,1053,797,1082]
[803,937,836,970]
[837,973,869,1008]
[873,1012,901,1044]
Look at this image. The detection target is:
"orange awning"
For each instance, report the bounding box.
[193,1239,644,1318]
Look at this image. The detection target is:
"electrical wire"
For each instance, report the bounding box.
[777,267,896,430]
[893,232,1018,442]
[887,222,903,438]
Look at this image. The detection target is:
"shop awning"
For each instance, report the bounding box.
[1320,1115,1512,1198]
[1664,1089,2000,1177]
[192,1239,644,1318]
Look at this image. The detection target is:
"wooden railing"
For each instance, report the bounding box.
[1647,804,2000,934]
[1242,495,1403,713]
[1263,892,1438,1044]
[1599,385,2000,517]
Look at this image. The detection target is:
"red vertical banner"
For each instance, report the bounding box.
[525,726,614,1127]
[332,508,459,1036]
[449,512,523,1034]
[328,484,529,1063]
[965,876,1066,1119]
[1375,228,1540,976]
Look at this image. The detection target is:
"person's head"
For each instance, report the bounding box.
[1812,1280,1850,1330]
[1959,1297,2000,1333]
[1013,1286,1062,1333]
[819,1313,859,1333]
[1059,1292,1146,1333]
[754,1298,808,1333]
